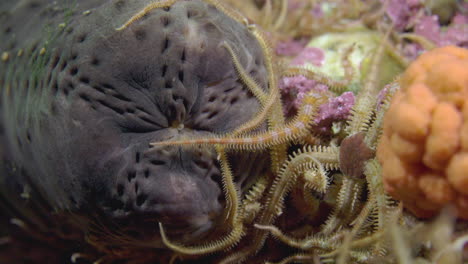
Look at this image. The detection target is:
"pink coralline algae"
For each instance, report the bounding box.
[415,15,468,48]
[275,39,307,56]
[280,75,328,115]
[314,91,355,133]
[279,75,355,134]
[384,0,421,30]
[290,46,325,66]
[383,0,468,49]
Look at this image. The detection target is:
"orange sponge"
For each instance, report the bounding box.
[377,46,468,219]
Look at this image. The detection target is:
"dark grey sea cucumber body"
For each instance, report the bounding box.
[0,0,269,259]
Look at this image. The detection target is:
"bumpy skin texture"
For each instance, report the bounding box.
[377,46,468,219]
[0,0,268,258]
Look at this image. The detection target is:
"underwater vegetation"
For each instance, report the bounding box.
[0,0,467,263]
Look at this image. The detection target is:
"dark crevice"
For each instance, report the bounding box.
[60,60,68,71]
[135,106,152,116]
[67,82,75,90]
[162,64,168,77]
[207,111,218,119]
[181,49,186,62]
[52,82,59,94]
[134,29,146,41]
[91,57,100,66]
[70,67,78,76]
[102,83,116,90]
[92,85,105,93]
[187,10,197,18]
[46,73,53,86]
[230,97,239,104]
[112,93,131,102]
[136,194,147,206]
[79,93,92,102]
[117,184,124,196]
[194,160,209,170]
[178,71,184,83]
[161,16,170,27]
[162,38,170,53]
[127,171,136,182]
[204,22,216,33]
[97,99,125,115]
[51,55,60,69]
[150,160,166,166]
[140,116,162,127]
[224,86,235,93]
[165,80,172,89]
[79,76,90,84]
[77,33,87,43]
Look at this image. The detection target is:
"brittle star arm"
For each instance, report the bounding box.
[158,145,244,255]
[266,254,316,264]
[223,25,283,137]
[219,146,339,263]
[116,0,249,31]
[150,91,324,151]
[282,44,355,93]
[247,24,288,173]
[320,176,364,235]
[221,41,273,135]
[345,28,390,135]
[222,42,267,104]
[116,0,178,31]
[254,224,342,251]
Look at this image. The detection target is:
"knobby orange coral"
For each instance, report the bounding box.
[377,45,468,219]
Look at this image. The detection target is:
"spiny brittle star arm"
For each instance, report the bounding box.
[346,28,390,135]
[116,0,178,31]
[255,224,342,250]
[116,0,249,31]
[222,42,267,104]
[222,26,284,138]
[282,44,355,93]
[265,254,315,264]
[150,92,324,151]
[158,145,243,255]
[283,66,350,92]
[219,147,339,263]
[247,24,288,173]
[247,24,285,129]
[321,176,364,235]
[221,41,276,137]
